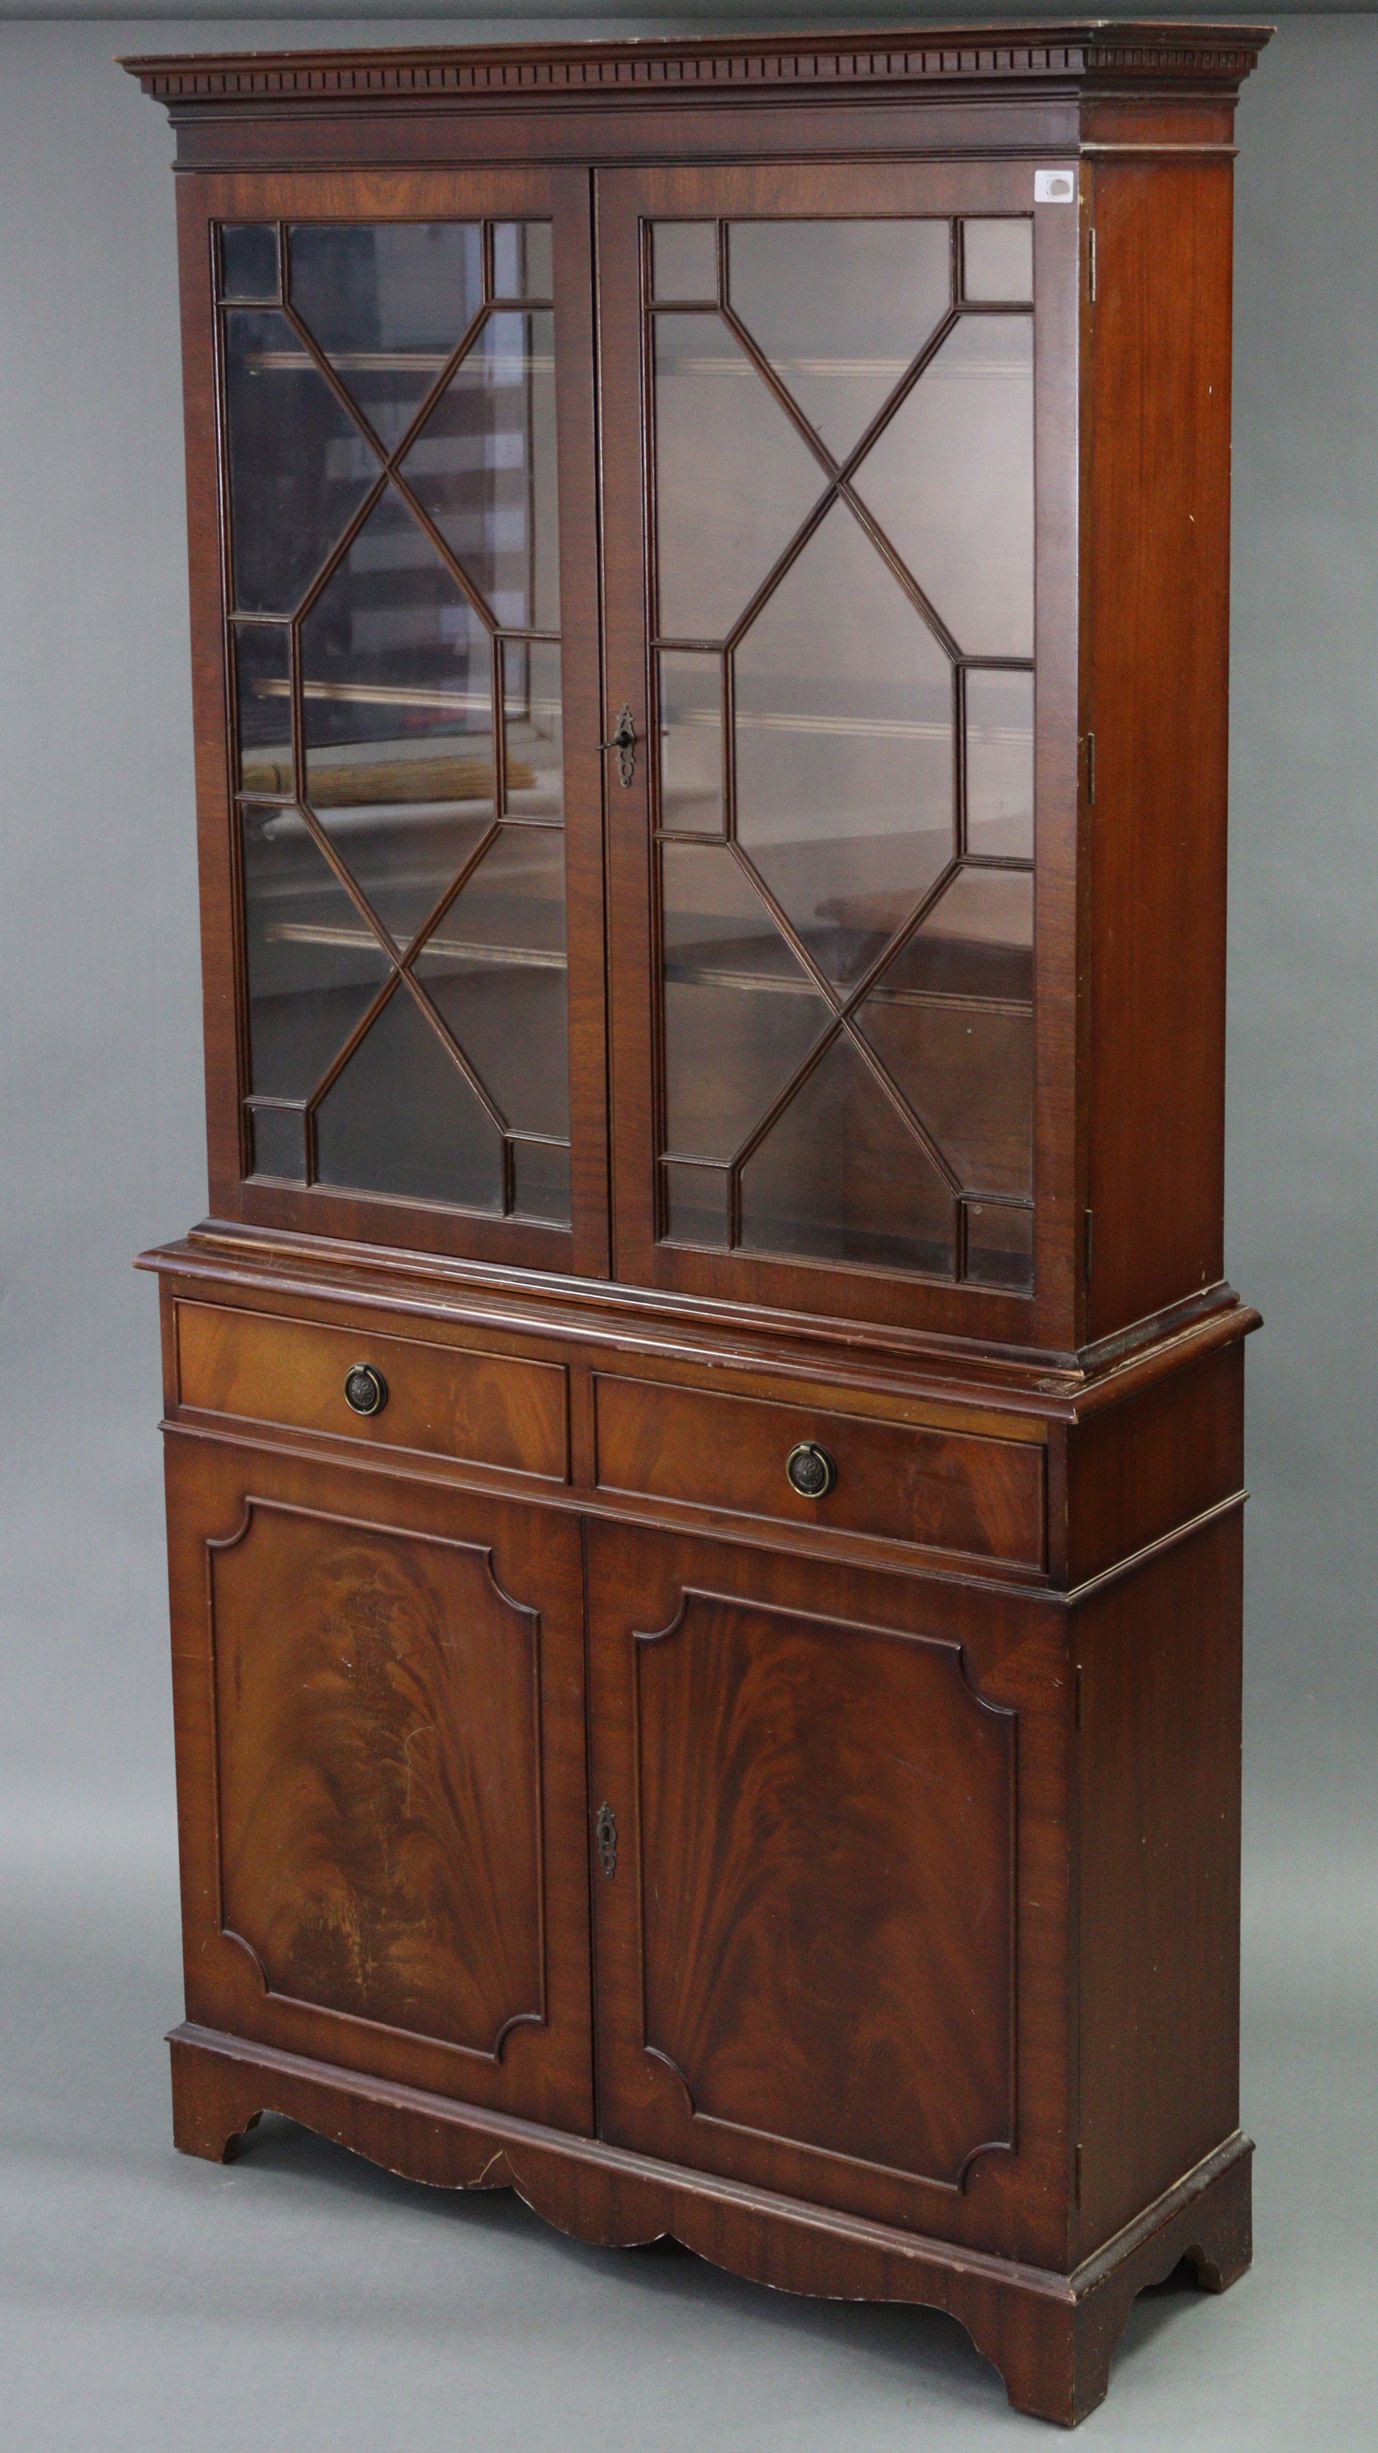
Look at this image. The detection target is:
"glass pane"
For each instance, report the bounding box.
[663,1160,730,1248]
[966,669,1034,859]
[288,222,483,451]
[247,1105,305,1181]
[727,219,950,461]
[493,221,553,300]
[224,309,378,615]
[653,314,825,643]
[651,223,717,303]
[657,651,722,835]
[734,499,954,990]
[661,843,830,1163]
[221,224,278,302]
[739,1035,955,1273]
[414,828,569,1138]
[402,310,560,631]
[512,1138,570,1224]
[963,219,1033,303]
[859,999,1033,1195]
[242,806,391,1099]
[233,625,292,795]
[315,984,504,1211]
[852,313,1034,657]
[881,868,1034,1003]
[965,1200,1033,1291]
[298,485,496,950]
[503,639,563,821]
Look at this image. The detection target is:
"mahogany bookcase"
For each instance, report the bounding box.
[128,22,1269,2424]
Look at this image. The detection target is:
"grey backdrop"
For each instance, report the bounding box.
[1,14,1375,2449]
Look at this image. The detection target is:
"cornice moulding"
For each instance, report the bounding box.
[122,21,1274,110]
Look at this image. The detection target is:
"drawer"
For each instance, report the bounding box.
[175,1302,568,1481]
[592,1376,1043,1566]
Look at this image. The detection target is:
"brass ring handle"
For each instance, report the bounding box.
[344,1363,388,1417]
[785,1441,837,1499]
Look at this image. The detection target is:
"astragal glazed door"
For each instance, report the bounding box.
[599,161,1079,1340]
[184,166,609,1273]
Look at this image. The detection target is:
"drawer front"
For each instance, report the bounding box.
[175,1302,568,1481]
[593,1376,1043,1565]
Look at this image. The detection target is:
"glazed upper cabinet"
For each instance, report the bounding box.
[187,153,1085,1346]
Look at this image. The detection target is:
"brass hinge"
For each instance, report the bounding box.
[1088,228,1097,304]
[1083,1208,1094,1286]
[595,1800,618,1878]
[1085,729,1096,804]
[1074,2142,1084,2206]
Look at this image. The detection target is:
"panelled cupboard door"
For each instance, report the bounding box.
[585,1519,1074,2263]
[599,162,1080,1346]
[178,165,609,1273]
[164,1436,594,2135]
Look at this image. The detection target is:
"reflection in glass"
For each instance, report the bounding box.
[727,219,950,460]
[289,222,483,450]
[512,1138,570,1223]
[860,999,1033,1195]
[403,310,560,631]
[222,218,571,1227]
[653,314,825,643]
[882,868,1034,1003]
[657,652,723,834]
[221,224,278,302]
[965,1201,1033,1290]
[852,312,1034,657]
[414,828,569,1139]
[740,1035,955,1273]
[241,805,391,1099]
[663,1160,730,1248]
[298,484,496,949]
[962,219,1033,303]
[233,625,292,794]
[651,223,718,302]
[224,309,378,614]
[644,218,1038,1289]
[493,221,553,300]
[735,501,953,989]
[503,639,563,821]
[662,843,830,1162]
[315,983,504,1210]
[966,669,1034,859]
[248,1104,305,1181]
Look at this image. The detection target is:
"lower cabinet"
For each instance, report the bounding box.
[165,1437,595,2134]
[167,1441,1071,2262]
[161,1418,1252,2420]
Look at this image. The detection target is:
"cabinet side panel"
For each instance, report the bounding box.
[1086,160,1234,1341]
[1065,1340,1244,1588]
[1073,1511,1242,2253]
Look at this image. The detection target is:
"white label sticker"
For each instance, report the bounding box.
[1035,169,1077,204]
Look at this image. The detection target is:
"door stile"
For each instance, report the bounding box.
[594,171,660,1293]
[550,164,613,1278]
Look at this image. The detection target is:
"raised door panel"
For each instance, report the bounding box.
[599,158,1080,1346]
[165,1436,593,2133]
[586,1521,1072,2260]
